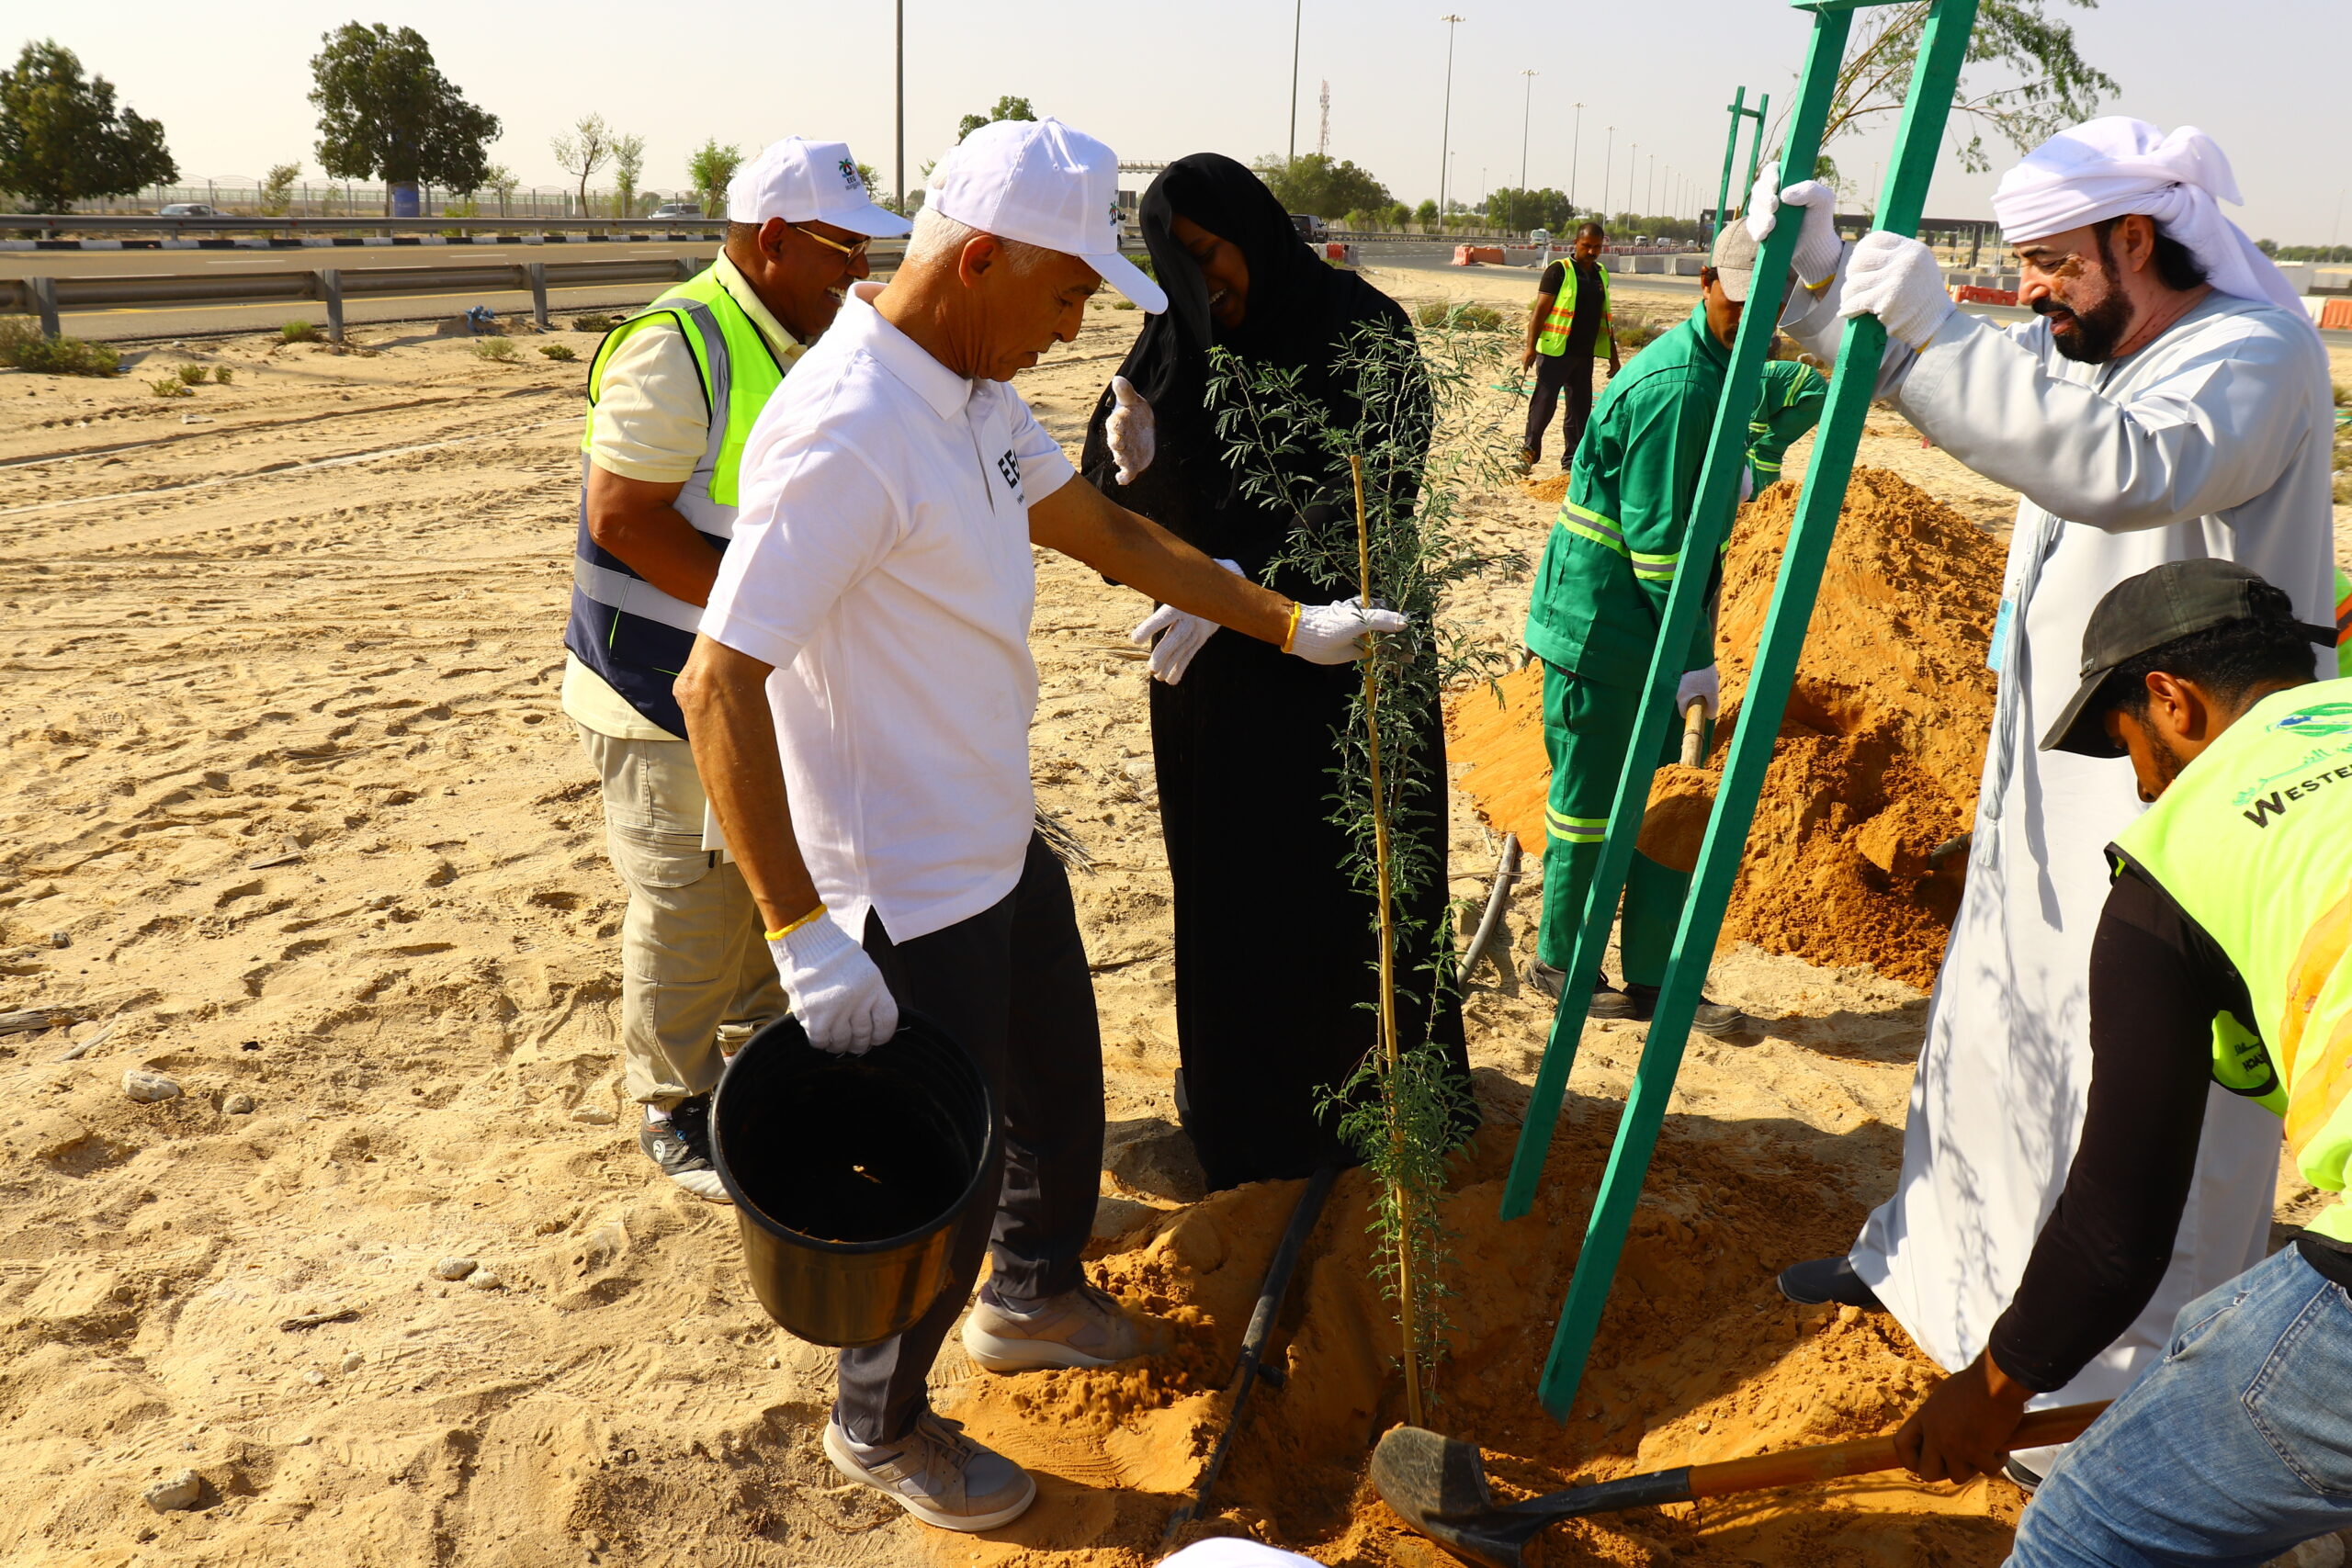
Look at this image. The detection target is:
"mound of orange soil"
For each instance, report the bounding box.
[940,1096,2024,1567]
[1447,469,2002,985]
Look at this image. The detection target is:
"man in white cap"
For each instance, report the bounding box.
[674,118,1403,1530]
[562,138,908,1200]
[1752,118,2335,1483]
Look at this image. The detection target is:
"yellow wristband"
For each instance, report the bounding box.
[763,906,826,942]
[1279,601,1303,654]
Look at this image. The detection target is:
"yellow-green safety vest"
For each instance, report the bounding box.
[563,265,791,735]
[2110,677,2352,1243]
[1534,260,1613,358]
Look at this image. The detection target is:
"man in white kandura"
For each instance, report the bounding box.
[675,118,1403,1532]
[1753,118,2335,1484]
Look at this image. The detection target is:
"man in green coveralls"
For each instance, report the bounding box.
[1521,223,1819,1031]
[1747,355,1826,493]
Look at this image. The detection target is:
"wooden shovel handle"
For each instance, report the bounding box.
[1683,1402,2109,1499]
[1678,699,1706,767]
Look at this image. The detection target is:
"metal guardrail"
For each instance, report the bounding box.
[3,241,909,339]
[7,214,729,241]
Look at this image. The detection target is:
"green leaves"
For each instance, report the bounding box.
[308,22,500,194]
[0,40,175,211]
[956,95,1036,144]
[1254,153,1393,221]
[687,140,741,219]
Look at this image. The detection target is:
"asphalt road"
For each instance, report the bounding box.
[6,239,718,342]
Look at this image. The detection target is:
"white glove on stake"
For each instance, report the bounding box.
[1128,558,1243,684]
[1676,664,1721,721]
[1842,231,1954,352]
[1287,598,1409,665]
[769,914,899,1055]
[1747,175,1844,288]
[1105,374,1156,486]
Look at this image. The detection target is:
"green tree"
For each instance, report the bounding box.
[956,95,1036,142]
[483,162,518,217]
[258,162,301,215]
[1255,153,1392,220]
[1484,186,1575,233]
[309,23,498,214]
[550,112,613,218]
[1414,198,1439,230]
[610,130,645,219]
[0,40,175,211]
[1813,0,2116,174]
[687,138,741,216]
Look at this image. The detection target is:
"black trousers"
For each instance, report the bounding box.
[832,833,1104,1444]
[1523,350,1596,468]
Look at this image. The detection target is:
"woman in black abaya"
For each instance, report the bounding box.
[1080,154,1473,1192]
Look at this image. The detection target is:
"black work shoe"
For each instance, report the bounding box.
[1524,958,1566,1002]
[639,1094,731,1204]
[2002,1456,2043,1495]
[1587,979,1639,1019]
[1777,1255,1884,1311]
[1602,983,1754,1038]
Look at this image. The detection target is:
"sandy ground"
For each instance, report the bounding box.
[0,277,2341,1568]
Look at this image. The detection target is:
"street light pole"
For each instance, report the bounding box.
[1517,68,1536,236]
[1437,14,1465,218]
[1602,125,1613,216]
[1288,0,1304,164]
[1569,102,1585,214]
[894,0,905,212]
[1628,142,1637,219]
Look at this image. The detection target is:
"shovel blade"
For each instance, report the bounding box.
[1370,1425,1544,1568]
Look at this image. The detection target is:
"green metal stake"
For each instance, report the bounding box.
[1498,6,1849,1227]
[1710,87,1769,242]
[1529,0,1982,1423]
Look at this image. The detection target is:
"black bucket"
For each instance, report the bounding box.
[711,1010,998,1348]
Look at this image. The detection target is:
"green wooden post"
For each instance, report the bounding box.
[1528,0,1982,1423]
[1498,7,1851,1226]
[1711,89,1770,242]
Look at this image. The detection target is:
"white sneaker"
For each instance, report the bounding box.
[822,1412,1035,1532]
[960,1281,1148,1373]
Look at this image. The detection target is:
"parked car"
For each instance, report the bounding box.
[157,203,223,218]
[648,201,706,220]
[1290,213,1329,243]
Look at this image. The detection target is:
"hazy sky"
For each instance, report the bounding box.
[37,0,2352,243]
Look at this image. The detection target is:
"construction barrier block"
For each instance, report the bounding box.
[2320,298,2352,333]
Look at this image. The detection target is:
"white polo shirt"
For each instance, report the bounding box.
[701,281,1075,943]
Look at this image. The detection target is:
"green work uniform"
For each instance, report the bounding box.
[1522,303,1732,980]
[1747,359,1826,491]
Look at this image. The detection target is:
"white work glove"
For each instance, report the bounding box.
[1105,374,1156,486]
[1842,231,1954,353]
[1676,665,1721,721]
[1747,175,1844,288]
[1288,598,1409,665]
[769,915,899,1055]
[1128,558,1242,684]
[1739,466,1756,503]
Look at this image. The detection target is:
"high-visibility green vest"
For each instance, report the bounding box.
[1534,259,1613,358]
[2335,568,2351,679]
[2110,677,2352,1243]
[563,264,791,735]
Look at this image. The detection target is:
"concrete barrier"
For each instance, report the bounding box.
[1452,244,1508,265]
[1633,255,1666,274]
[1672,256,1703,276]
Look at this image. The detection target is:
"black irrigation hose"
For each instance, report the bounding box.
[1159,1163,1341,1545]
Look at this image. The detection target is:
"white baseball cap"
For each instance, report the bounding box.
[727,137,911,238]
[926,118,1166,313]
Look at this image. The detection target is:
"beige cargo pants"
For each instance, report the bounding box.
[576,725,785,1107]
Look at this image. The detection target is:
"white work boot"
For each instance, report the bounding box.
[959,1280,1148,1373]
[822,1411,1035,1532]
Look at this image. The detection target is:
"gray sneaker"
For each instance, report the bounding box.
[823,1411,1035,1532]
[960,1280,1148,1373]
[638,1096,730,1203]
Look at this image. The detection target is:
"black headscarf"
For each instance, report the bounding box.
[1080,152,1413,574]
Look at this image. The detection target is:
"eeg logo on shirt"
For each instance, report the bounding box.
[997,450,1021,492]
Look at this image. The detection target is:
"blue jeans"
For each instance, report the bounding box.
[2008,1245,2352,1567]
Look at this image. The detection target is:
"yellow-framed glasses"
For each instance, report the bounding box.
[790,223,869,263]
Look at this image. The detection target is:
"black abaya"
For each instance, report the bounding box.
[1080,155,1473,1191]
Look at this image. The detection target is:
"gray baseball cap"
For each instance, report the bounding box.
[2040,558,2335,757]
[1710,222,1758,302]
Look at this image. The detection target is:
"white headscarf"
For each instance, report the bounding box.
[1991,117,2305,321]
